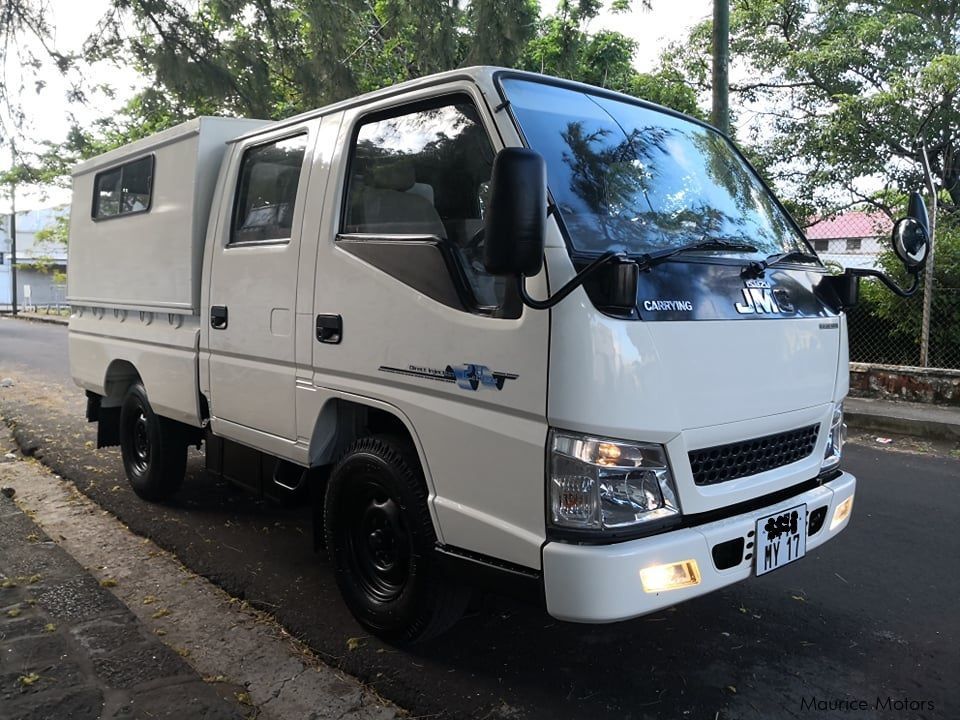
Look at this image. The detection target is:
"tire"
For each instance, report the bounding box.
[324,435,470,643]
[118,383,187,502]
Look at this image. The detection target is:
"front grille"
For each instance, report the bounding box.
[689,424,820,486]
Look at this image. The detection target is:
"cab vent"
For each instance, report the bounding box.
[689,424,820,486]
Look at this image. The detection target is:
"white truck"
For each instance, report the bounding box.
[67,67,931,643]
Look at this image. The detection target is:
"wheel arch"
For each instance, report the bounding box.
[102,359,143,408]
[307,395,443,542]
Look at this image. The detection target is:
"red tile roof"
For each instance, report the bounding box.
[805,211,892,240]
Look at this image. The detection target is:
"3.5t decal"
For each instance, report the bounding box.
[379,363,518,391]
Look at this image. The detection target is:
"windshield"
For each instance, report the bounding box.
[501,78,807,258]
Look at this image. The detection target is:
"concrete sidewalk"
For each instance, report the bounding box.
[0,428,401,720]
[0,311,68,326]
[0,492,247,720]
[845,396,960,441]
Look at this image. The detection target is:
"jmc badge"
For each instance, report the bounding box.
[735,278,793,315]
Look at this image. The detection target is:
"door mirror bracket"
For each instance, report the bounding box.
[831,191,931,308]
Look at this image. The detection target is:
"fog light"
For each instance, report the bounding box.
[830,496,854,530]
[639,560,701,593]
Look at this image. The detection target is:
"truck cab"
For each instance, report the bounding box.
[67,67,931,642]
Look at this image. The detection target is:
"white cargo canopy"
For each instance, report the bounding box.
[68,116,272,314]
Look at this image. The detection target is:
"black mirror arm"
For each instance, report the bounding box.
[517,251,624,310]
[845,267,922,298]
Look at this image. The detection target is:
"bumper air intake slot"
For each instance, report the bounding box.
[711,537,746,570]
[808,506,828,536]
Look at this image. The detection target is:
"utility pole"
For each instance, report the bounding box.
[8,183,17,317]
[711,0,730,135]
[918,143,937,367]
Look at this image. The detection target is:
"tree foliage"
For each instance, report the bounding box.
[3,0,705,195]
[520,0,702,117]
[856,209,960,367]
[663,0,960,220]
[67,0,699,156]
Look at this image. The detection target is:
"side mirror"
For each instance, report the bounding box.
[844,191,930,300]
[483,148,547,277]
[891,216,929,272]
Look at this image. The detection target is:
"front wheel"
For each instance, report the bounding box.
[118,383,187,501]
[324,436,469,643]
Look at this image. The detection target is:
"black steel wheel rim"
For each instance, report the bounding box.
[344,477,411,604]
[130,405,151,474]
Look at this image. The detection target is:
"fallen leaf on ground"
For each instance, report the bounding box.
[346,637,364,651]
[18,673,40,687]
[99,578,118,588]
[151,607,171,619]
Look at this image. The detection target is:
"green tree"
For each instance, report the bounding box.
[662,0,960,220]
[521,0,703,117]
[856,208,960,367]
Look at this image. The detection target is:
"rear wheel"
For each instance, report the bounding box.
[118,383,187,501]
[324,435,469,643]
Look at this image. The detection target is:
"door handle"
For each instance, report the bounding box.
[316,314,342,344]
[211,305,228,330]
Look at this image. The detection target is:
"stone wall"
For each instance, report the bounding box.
[849,362,960,406]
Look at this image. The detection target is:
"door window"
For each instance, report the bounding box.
[231,134,308,244]
[343,96,504,309]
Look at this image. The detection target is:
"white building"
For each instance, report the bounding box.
[0,205,69,308]
[805,211,891,271]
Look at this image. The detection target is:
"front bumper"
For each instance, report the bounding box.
[542,471,856,623]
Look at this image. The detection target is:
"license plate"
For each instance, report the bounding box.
[755,504,807,576]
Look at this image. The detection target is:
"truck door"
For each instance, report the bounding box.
[306,87,552,569]
[206,123,315,443]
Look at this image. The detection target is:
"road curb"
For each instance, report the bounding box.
[845,404,960,441]
[0,313,69,326]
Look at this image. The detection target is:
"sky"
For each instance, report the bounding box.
[0,0,713,213]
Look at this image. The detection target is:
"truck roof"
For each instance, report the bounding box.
[72,66,709,176]
[71,116,272,177]
[228,66,510,144]
[228,65,711,144]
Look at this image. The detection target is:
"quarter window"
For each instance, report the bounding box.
[231,134,308,244]
[343,97,503,309]
[93,156,154,219]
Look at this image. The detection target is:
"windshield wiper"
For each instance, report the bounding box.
[743,249,820,277]
[640,237,759,270]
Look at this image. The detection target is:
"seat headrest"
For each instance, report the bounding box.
[367,160,416,192]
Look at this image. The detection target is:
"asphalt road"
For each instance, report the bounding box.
[0,316,71,379]
[1,319,956,720]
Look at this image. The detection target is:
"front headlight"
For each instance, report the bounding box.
[822,403,846,470]
[549,430,680,532]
